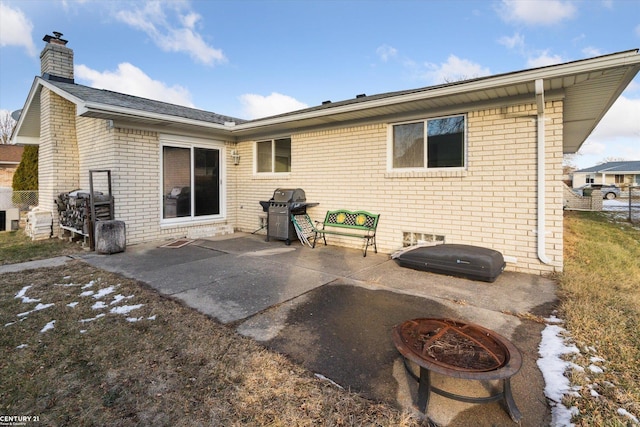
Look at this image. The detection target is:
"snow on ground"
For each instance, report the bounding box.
[537,315,639,426]
[7,278,154,346]
[40,320,55,333]
[8,275,638,424]
[537,316,580,426]
[603,199,640,224]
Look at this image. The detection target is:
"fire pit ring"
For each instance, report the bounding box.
[392,318,522,422]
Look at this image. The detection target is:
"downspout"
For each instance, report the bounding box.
[535,79,552,265]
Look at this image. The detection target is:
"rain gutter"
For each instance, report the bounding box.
[535,79,552,265]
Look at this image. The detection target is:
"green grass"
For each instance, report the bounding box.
[559,211,640,426]
[0,230,84,265]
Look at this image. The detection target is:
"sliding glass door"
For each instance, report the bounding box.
[162,140,222,221]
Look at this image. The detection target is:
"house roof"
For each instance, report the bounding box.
[0,145,24,165]
[575,160,640,173]
[12,49,640,153]
[13,80,247,144]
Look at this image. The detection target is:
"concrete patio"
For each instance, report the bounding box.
[79,232,556,426]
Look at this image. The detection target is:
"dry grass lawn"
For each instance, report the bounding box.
[0,230,84,266]
[559,211,640,426]
[1,261,420,426]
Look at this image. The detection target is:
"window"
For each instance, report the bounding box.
[614,174,624,184]
[586,175,595,184]
[256,138,291,173]
[162,140,222,221]
[391,115,465,169]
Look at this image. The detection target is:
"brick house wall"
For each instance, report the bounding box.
[73,117,235,244]
[232,100,564,274]
[38,88,79,231]
[35,87,563,273]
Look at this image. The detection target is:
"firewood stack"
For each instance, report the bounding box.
[56,190,111,235]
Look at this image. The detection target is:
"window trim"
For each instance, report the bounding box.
[159,134,226,225]
[254,137,292,175]
[387,114,467,172]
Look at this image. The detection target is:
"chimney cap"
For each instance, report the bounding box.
[43,31,68,46]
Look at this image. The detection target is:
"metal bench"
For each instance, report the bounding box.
[292,209,380,257]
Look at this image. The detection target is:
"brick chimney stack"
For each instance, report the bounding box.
[40,31,74,83]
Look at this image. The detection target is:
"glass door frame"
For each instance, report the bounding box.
[159,134,226,225]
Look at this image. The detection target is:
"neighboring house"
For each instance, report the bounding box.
[11,33,640,274]
[572,161,640,188]
[0,144,24,188]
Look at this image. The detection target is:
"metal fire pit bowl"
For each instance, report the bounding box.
[392,318,522,422]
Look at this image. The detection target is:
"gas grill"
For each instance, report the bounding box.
[262,188,318,245]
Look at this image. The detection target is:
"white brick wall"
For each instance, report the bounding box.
[232,102,564,274]
[39,88,79,232]
[40,43,74,80]
[37,90,564,274]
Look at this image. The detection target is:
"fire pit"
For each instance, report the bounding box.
[392,318,522,422]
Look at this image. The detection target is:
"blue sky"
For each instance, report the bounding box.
[1,0,639,169]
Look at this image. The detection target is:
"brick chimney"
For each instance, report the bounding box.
[40,31,74,83]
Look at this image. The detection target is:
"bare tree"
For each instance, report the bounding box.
[0,110,17,144]
[598,157,628,164]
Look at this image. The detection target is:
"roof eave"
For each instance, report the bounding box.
[77,102,235,134]
[231,49,640,138]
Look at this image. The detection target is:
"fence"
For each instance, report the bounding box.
[0,189,39,211]
[627,186,640,224]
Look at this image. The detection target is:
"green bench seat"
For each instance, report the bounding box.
[292,209,380,257]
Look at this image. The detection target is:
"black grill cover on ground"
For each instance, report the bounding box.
[394,244,505,282]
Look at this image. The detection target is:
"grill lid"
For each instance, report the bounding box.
[272,188,306,203]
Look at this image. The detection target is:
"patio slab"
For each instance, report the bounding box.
[81,233,556,426]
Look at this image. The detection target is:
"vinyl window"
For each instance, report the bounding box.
[391,115,466,169]
[256,138,291,173]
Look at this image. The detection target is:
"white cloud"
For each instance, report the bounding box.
[115,2,225,66]
[0,2,37,56]
[498,32,525,51]
[421,55,491,84]
[497,0,576,26]
[376,44,398,62]
[588,96,640,141]
[75,63,194,107]
[576,139,606,156]
[582,46,603,57]
[578,96,640,162]
[526,51,564,68]
[239,93,308,120]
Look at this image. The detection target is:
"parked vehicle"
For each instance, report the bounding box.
[575,184,621,199]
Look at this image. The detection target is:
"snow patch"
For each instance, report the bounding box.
[110,304,143,315]
[110,294,134,305]
[617,408,639,424]
[314,373,344,389]
[588,364,604,374]
[92,286,117,299]
[15,285,40,303]
[79,313,105,323]
[40,320,55,333]
[17,302,55,317]
[81,281,95,289]
[92,301,108,310]
[537,323,580,426]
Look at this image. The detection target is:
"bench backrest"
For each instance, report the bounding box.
[323,210,380,231]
